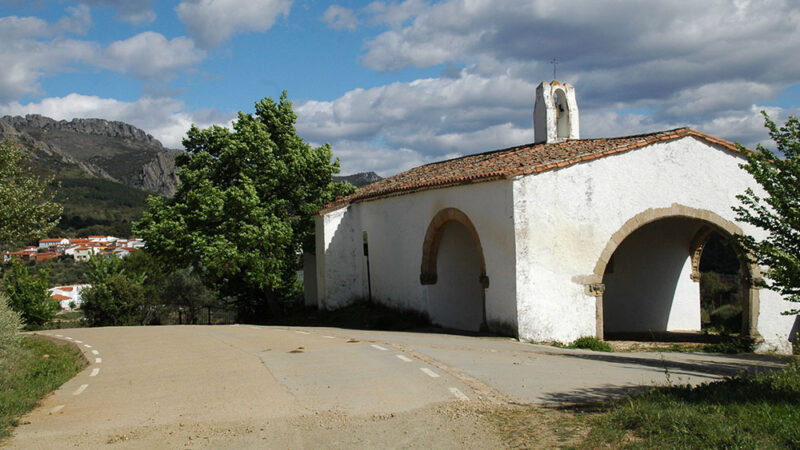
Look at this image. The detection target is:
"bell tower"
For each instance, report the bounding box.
[534,80,579,144]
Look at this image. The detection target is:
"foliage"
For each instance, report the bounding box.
[49,177,149,238]
[582,360,800,448]
[81,256,151,326]
[28,258,92,286]
[555,336,613,352]
[733,113,800,314]
[162,267,217,324]
[135,92,355,322]
[1,261,57,327]
[0,337,84,439]
[0,139,62,248]
[0,293,22,361]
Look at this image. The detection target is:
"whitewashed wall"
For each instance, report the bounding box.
[316,135,797,353]
[315,180,519,334]
[513,136,796,352]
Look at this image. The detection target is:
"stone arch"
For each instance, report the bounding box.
[420,208,489,331]
[590,204,761,340]
[420,208,488,288]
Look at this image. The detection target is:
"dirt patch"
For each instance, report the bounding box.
[75,402,587,449]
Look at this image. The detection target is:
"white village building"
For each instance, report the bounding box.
[307,81,799,354]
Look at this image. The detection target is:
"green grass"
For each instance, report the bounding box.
[0,336,85,440]
[581,360,800,449]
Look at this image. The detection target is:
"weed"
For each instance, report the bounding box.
[568,336,613,352]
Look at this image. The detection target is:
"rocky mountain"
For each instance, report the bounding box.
[333,171,383,187]
[0,114,181,197]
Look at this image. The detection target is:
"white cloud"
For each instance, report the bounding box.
[322,5,358,31]
[103,32,206,79]
[176,0,292,48]
[293,0,800,175]
[0,93,235,149]
[55,5,92,35]
[0,38,98,102]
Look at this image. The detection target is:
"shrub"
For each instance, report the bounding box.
[2,261,58,327]
[0,293,22,361]
[82,273,149,326]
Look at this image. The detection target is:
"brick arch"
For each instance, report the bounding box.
[419,208,488,289]
[591,204,761,340]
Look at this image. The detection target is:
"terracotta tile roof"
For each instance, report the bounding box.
[319,127,745,214]
[50,294,71,301]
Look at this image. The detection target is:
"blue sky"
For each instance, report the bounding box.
[1,0,799,176]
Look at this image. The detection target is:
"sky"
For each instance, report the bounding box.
[1,0,799,177]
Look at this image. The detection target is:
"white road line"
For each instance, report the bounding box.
[449,387,469,401]
[65,337,73,340]
[420,368,440,378]
[370,344,387,351]
[396,355,412,362]
[73,384,88,395]
[322,335,335,339]
[49,405,64,414]
[95,357,102,363]
[90,368,100,377]
[84,344,92,348]
[74,340,83,344]
[91,350,99,355]
[295,330,310,334]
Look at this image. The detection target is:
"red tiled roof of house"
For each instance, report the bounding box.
[58,286,74,291]
[75,246,90,251]
[39,238,62,243]
[50,294,71,301]
[319,128,745,214]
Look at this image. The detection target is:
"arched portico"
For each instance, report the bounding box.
[420,208,489,331]
[589,204,761,340]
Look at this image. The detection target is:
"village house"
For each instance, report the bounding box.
[308,81,799,354]
[3,235,144,264]
[48,284,91,310]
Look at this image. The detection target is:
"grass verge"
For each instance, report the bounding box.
[0,336,86,440]
[581,360,800,449]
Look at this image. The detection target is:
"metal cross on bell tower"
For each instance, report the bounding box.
[550,58,558,80]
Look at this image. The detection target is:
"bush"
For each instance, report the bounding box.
[82,273,150,326]
[709,304,743,334]
[0,293,22,362]
[2,261,58,327]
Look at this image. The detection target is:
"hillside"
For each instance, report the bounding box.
[0,115,179,238]
[0,114,181,197]
[333,171,383,187]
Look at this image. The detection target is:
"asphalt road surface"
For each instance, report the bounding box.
[8,325,785,449]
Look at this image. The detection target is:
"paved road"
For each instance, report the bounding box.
[8,325,785,448]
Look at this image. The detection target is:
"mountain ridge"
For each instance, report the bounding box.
[0,114,181,197]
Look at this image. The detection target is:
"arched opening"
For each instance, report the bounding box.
[696,231,745,334]
[593,205,760,342]
[420,208,488,332]
[553,87,570,140]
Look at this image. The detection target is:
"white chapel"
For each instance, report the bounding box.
[306,80,798,354]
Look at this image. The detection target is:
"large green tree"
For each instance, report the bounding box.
[733,113,800,315]
[0,139,62,247]
[135,93,353,322]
